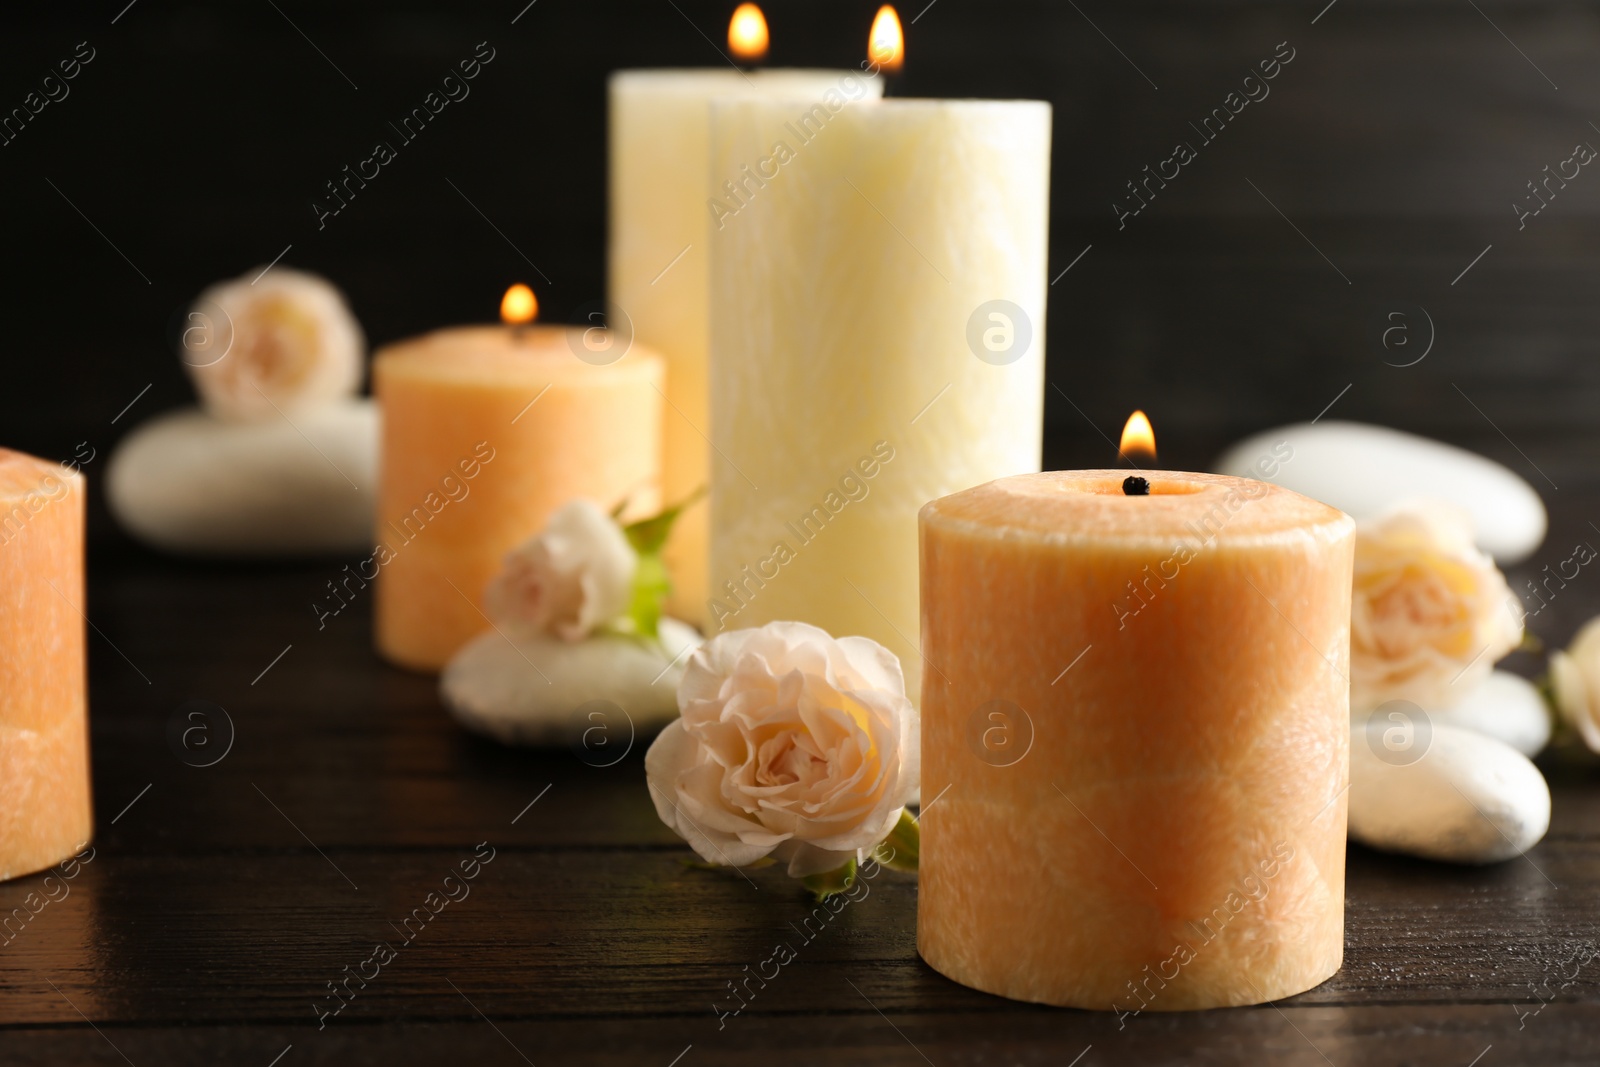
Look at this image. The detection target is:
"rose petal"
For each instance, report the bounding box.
[647,621,916,873]
[1350,499,1521,711]
[486,500,637,641]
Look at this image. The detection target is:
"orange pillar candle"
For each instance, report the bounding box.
[918,470,1354,1010]
[374,307,664,672]
[0,449,92,881]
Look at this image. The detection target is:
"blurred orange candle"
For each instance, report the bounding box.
[918,459,1354,1009]
[0,449,92,882]
[373,288,664,671]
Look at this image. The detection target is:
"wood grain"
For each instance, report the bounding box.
[3,2,1600,1061]
[0,479,1597,1061]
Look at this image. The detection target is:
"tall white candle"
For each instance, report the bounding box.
[708,97,1052,693]
[608,69,883,626]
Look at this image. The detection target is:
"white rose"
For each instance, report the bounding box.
[182,267,364,422]
[1350,499,1522,713]
[1552,617,1600,752]
[645,621,919,878]
[483,500,638,641]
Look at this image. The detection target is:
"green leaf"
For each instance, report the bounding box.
[622,486,707,556]
[872,809,920,873]
[615,550,670,642]
[608,488,707,642]
[802,857,857,901]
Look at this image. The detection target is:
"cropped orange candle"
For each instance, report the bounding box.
[0,449,92,881]
[918,466,1354,1010]
[374,289,664,671]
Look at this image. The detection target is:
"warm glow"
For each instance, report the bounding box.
[728,3,769,62]
[1119,410,1156,460]
[500,283,537,326]
[868,5,904,73]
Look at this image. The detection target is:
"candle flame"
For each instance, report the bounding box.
[1119,410,1156,460]
[868,5,904,73]
[728,3,769,62]
[500,284,538,326]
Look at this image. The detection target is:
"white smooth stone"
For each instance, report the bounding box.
[1431,670,1551,757]
[1213,421,1546,563]
[1348,721,1550,864]
[108,402,376,556]
[441,618,701,748]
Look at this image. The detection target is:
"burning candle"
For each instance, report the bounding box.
[0,449,92,881]
[373,286,664,671]
[727,3,769,62]
[868,5,905,76]
[1120,408,1156,465]
[917,414,1356,1010]
[608,6,884,626]
[706,16,1050,694]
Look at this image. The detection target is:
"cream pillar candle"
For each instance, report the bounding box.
[374,323,663,671]
[0,449,92,881]
[708,96,1050,695]
[918,470,1355,1009]
[608,68,883,626]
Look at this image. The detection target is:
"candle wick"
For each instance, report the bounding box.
[1122,476,1149,496]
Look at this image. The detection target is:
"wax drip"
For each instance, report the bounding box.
[1122,476,1150,496]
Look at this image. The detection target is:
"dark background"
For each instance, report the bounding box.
[4,0,1596,553]
[6,6,1600,1062]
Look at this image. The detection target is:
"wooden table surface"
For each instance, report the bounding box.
[2,457,1597,1066]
